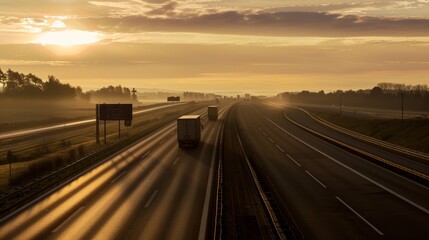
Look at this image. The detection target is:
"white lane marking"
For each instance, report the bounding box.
[142,151,151,159]
[52,206,85,233]
[144,189,159,208]
[110,171,127,183]
[267,117,429,215]
[262,132,268,137]
[0,124,157,223]
[276,144,285,153]
[305,170,327,188]
[268,137,274,143]
[173,157,179,166]
[286,154,302,167]
[336,196,384,235]
[159,138,166,145]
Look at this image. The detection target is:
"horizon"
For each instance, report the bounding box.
[1,1,429,93]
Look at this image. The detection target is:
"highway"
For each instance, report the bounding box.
[0,102,233,240]
[233,101,429,239]
[1,100,428,240]
[0,102,196,172]
[0,102,185,141]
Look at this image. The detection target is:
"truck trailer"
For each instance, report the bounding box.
[177,115,202,148]
[208,106,218,121]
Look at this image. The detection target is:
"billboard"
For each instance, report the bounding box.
[99,104,132,121]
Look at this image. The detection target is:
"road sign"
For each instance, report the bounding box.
[99,104,132,121]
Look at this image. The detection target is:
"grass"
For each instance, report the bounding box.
[313,111,429,153]
[0,102,207,192]
[0,100,171,133]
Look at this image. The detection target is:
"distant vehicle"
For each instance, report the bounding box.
[177,115,202,148]
[208,106,218,121]
[167,96,180,102]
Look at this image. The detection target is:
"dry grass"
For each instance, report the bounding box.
[0,102,206,191]
[313,111,429,153]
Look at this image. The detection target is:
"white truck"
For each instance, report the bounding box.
[208,106,218,121]
[177,115,202,148]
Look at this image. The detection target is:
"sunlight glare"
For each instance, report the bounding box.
[33,30,100,47]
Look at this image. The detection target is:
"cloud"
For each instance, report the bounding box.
[67,11,429,37]
[265,1,427,15]
[146,1,178,16]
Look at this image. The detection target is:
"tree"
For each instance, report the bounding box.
[43,75,76,99]
[0,68,6,92]
[370,86,383,96]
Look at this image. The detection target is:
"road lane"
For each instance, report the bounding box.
[235,102,429,239]
[281,106,429,175]
[0,102,234,240]
[0,103,186,140]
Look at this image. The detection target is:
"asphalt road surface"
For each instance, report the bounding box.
[234,101,429,240]
[0,102,233,240]
[1,100,428,240]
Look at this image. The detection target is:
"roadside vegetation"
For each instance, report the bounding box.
[278,82,429,153]
[311,110,429,153]
[0,102,207,192]
[279,82,429,112]
[0,67,137,104]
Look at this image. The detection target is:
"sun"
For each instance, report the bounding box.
[33,30,100,47]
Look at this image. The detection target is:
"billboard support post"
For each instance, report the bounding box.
[98,103,133,144]
[96,104,100,144]
[104,120,107,144]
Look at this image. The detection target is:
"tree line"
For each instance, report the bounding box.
[278,83,429,111]
[0,68,135,102]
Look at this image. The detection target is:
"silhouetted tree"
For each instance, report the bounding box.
[370,86,383,96]
[279,82,429,112]
[0,68,6,92]
[43,75,76,99]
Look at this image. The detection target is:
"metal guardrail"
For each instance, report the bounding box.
[235,120,288,240]
[297,104,429,120]
[0,126,152,213]
[0,103,209,215]
[283,113,429,187]
[295,107,429,163]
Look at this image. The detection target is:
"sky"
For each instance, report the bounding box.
[1,0,429,95]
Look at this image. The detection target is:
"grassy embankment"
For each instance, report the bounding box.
[0,102,205,192]
[312,111,429,153]
[0,99,168,133]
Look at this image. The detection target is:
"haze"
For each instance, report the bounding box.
[1,0,429,94]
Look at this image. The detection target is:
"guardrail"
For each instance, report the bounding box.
[283,113,429,187]
[235,119,288,240]
[297,104,429,120]
[295,107,429,163]
[0,103,209,216]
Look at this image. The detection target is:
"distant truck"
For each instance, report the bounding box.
[177,115,202,148]
[208,106,218,121]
